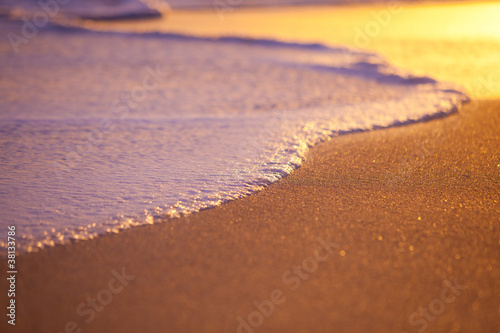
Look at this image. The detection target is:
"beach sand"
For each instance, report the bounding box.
[2,2,499,333]
[3,99,499,333]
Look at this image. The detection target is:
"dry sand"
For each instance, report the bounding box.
[2,2,500,333]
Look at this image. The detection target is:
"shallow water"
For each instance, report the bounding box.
[0,10,467,253]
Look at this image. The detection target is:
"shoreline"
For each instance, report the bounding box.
[2,99,498,332]
[1,8,475,254]
[1,2,499,332]
[4,94,468,256]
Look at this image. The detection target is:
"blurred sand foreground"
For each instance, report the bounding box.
[1,2,499,333]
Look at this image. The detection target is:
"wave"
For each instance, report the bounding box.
[0,0,163,21]
[0,18,468,254]
[50,22,464,91]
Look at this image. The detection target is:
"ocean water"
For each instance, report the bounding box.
[0,0,413,15]
[0,2,468,253]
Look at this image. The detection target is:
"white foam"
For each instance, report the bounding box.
[0,20,467,253]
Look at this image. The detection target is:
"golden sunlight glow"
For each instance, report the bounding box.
[89,2,500,98]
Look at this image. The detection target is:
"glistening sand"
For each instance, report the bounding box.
[3,99,498,333]
[0,2,499,333]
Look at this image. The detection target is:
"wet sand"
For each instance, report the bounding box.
[2,2,500,333]
[2,98,499,333]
